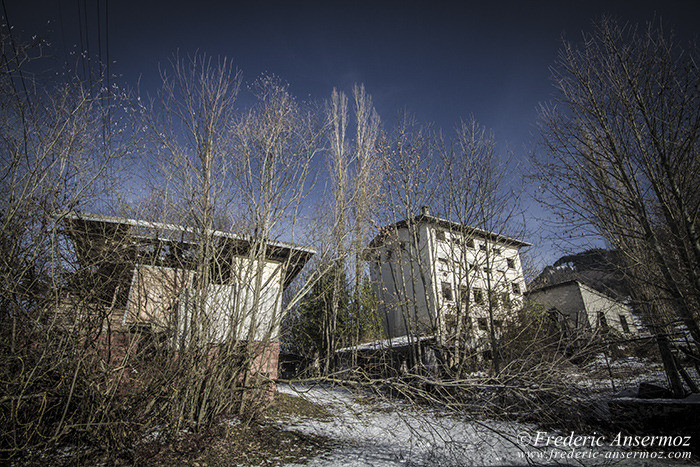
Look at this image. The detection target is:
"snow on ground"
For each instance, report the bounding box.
[568,356,668,392]
[274,383,690,466]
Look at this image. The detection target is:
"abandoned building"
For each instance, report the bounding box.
[525,280,640,338]
[60,212,315,380]
[363,207,530,358]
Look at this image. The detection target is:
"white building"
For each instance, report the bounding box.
[364,208,530,352]
[526,280,639,337]
[63,212,314,377]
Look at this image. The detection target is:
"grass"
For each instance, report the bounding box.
[265,391,332,421]
[132,391,335,466]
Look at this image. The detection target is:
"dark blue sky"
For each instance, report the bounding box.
[7,1,699,151]
[4,0,700,266]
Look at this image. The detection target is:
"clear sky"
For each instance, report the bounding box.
[4,0,699,267]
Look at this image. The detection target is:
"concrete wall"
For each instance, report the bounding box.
[125,256,285,345]
[528,281,639,336]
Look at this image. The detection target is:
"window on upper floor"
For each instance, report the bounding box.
[436,229,446,241]
[442,281,453,301]
[465,238,475,248]
[473,288,484,305]
[479,243,487,251]
[598,312,609,329]
[507,258,515,269]
[459,285,469,304]
[619,314,630,333]
[478,318,488,331]
[493,247,501,255]
[386,248,393,261]
[500,292,511,309]
[512,282,521,295]
[445,312,457,334]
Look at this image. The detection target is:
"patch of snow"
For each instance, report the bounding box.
[336,335,434,353]
[276,383,682,466]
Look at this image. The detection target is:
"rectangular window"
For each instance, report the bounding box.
[459,285,469,304]
[442,282,453,301]
[386,249,393,261]
[507,258,515,269]
[399,241,406,251]
[479,243,487,251]
[493,248,501,255]
[436,230,446,241]
[478,318,488,331]
[445,313,457,333]
[473,288,484,305]
[598,312,608,329]
[619,314,630,333]
[512,282,521,295]
[466,238,475,248]
[500,292,510,308]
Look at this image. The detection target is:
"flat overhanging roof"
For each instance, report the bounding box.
[61,211,315,288]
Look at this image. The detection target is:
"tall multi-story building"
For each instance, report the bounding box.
[364,208,530,356]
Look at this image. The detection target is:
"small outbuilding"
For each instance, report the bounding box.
[526,280,639,337]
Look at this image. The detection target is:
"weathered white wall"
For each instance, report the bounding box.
[127,256,285,345]
[528,281,639,336]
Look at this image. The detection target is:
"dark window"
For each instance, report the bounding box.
[478,318,488,331]
[459,285,469,303]
[479,243,487,251]
[445,313,457,333]
[493,248,501,255]
[399,241,406,251]
[500,292,510,308]
[473,288,484,305]
[619,314,630,333]
[466,238,475,248]
[512,282,521,295]
[386,249,393,261]
[442,282,453,301]
[507,258,515,269]
[436,230,446,241]
[598,312,608,329]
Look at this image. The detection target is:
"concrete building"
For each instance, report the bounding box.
[62,212,314,379]
[526,280,639,337]
[364,208,530,353]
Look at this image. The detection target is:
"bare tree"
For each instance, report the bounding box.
[0,29,133,459]
[534,17,700,396]
[436,117,527,375]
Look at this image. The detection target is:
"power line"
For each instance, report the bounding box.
[1,0,31,157]
[76,0,87,81]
